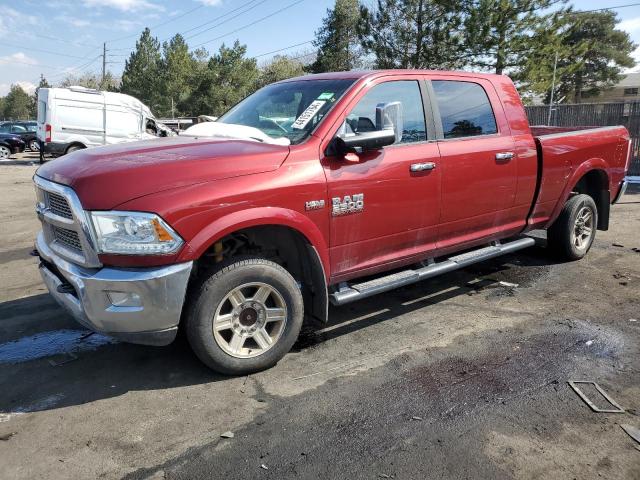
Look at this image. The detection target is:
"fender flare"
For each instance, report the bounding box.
[544,158,610,229]
[179,206,331,279]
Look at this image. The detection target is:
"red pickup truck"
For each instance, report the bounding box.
[33,70,630,374]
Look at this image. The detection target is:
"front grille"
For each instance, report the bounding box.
[52,225,83,252]
[46,191,73,219]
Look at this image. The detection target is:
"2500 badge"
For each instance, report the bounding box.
[332,194,364,216]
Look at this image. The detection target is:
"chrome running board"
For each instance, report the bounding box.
[329,237,536,306]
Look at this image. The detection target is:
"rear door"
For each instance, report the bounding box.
[429,77,518,250]
[322,77,441,280]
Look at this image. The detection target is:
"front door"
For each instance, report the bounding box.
[322,78,441,282]
[429,78,518,250]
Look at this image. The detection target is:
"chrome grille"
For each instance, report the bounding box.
[52,226,83,252]
[34,177,101,268]
[46,191,73,219]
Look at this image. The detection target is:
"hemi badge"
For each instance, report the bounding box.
[305,200,325,211]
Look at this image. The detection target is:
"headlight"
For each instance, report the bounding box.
[90,211,183,255]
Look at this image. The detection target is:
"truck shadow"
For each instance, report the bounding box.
[295,246,555,349]
[0,247,555,414]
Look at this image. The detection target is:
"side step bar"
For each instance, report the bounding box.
[329,237,536,306]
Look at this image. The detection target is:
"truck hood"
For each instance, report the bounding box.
[36,136,290,209]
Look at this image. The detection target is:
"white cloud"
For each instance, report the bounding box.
[0,52,38,67]
[619,17,640,33]
[54,15,90,27]
[624,46,640,73]
[199,0,223,5]
[0,81,37,96]
[81,0,164,12]
[0,7,19,37]
[115,19,142,31]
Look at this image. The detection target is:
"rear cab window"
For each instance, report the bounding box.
[431,80,498,139]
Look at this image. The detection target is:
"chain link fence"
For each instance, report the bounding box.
[525,102,640,178]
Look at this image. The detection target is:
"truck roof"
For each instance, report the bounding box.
[279,69,508,83]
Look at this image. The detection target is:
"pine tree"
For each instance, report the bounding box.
[520,10,636,103]
[120,28,163,113]
[3,85,34,120]
[359,0,467,69]
[310,0,362,73]
[161,34,196,117]
[187,41,260,117]
[464,0,565,75]
[258,55,306,88]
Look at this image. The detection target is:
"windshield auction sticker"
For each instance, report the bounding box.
[317,92,335,101]
[292,100,326,130]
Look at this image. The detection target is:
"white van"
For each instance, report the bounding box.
[37,86,172,158]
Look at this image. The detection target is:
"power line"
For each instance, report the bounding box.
[0,42,91,60]
[192,0,308,49]
[22,32,100,50]
[567,2,640,14]
[255,40,314,58]
[184,0,268,40]
[107,3,206,43]
[182,0,263,37]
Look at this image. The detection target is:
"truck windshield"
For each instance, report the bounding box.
[217,79,355,145]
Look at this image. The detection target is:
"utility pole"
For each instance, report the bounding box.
[102,42,106,86]
[547,51,558,126]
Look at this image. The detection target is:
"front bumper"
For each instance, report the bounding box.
[36,232,193,346]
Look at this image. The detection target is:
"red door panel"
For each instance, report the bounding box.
[325,142,440,279]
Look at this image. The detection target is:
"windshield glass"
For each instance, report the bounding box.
[218,79,355,145]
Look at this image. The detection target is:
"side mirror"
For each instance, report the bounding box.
[329,101,403,158]
[335,129,397,155]
[376,101,403,143]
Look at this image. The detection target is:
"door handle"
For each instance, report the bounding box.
[495,152,515,161]
[410,162,436,172]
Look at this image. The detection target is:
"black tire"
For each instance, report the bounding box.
[185,258,304,375]
[29,139,39,152]
[65,144,84,155]
[547,194,598,261]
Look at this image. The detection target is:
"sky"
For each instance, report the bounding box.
[1,0,640,96]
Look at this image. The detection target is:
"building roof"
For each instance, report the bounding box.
[617,72,640,87]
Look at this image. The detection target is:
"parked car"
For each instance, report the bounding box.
[0,121,38,151]
[32,70,630,375]
[36,86,173,160]
[0,133,26,159]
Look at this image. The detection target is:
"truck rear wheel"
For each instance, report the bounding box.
[547,194,597,261]
[185,258,304,375]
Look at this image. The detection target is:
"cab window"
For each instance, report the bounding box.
[346,80,427,144]
[432,80,498,139]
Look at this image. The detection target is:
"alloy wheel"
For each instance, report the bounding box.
[212,282,287,358]
[571,205,594,250]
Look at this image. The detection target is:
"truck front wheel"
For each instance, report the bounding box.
[185,258,304,375]
[547,194,598,261]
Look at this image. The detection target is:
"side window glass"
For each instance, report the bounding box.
[11,125,27,133]
[347,80,427,144]
[432,81,498,139]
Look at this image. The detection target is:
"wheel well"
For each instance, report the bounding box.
[194,225,328,323]
[65,142,86,154]
[571,169,610,230]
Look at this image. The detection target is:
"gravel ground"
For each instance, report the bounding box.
[0,155,639,479]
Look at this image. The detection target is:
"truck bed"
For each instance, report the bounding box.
[528,125,630,230]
